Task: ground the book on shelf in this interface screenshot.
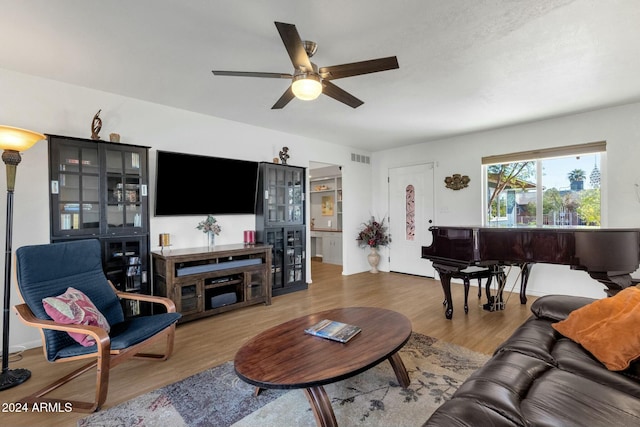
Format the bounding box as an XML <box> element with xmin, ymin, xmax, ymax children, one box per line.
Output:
<box><xmin>304</xmin><ymin>319</ymin><xmax>362</xmax><ymax>343</ymax></box>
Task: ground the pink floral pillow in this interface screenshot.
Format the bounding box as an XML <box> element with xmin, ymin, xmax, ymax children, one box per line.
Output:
<box><xmin>42</xmin><ymin>287</ymin><xmax>110</xmax><ymax>347</ymax></box>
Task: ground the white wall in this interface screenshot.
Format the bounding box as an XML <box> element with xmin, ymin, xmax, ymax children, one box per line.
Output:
<box><xmin>373</xmin><ymin>102</ymin><xmax>640</xmax><ymax>299</ymax></box>
<box><xmin>0</xmin><ymin>68</ymin><xmax>373</xmax><ymax>350</ymax></box>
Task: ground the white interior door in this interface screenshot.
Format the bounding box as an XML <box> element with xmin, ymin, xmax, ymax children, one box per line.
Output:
<box><xmin>388</xmin><ymin>164</ymin><xmax>435</xmax><ymax>277</ymax></box>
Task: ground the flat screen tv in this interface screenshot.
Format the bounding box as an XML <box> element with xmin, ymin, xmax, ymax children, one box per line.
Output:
<box><xmin>155</xmin><ymin>150</ymin><xmax>259</xmax><ymax>216</ymax></box>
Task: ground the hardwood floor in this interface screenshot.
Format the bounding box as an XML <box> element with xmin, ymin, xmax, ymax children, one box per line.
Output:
<box><xmin>3</xmin><ymin>261</ymin><xmax>536</xmax><ymax>426</ymax></box>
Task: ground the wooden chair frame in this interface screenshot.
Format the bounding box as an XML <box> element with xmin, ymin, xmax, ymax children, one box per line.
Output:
<box><xmin>13</xmin><ymin>281</ymin><xmax>178</xmax><ymax>413</ymax></box>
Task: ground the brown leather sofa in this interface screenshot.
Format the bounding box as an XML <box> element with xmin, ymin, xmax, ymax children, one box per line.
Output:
<box><xmin>424</xmin><ymin>294</ymin><xmax>640</xmax><ymax>426</ymax></box>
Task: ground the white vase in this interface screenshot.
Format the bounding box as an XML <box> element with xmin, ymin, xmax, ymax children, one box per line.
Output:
<box><xmin>367</xmin><ymin>246</ymin><xmax>380</xmax><ymax>273</ymax></box>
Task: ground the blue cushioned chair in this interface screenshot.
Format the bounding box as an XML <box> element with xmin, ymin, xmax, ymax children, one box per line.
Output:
<box><xmin>13</xmin><ymin>239</ymin><xmax>181</xmax><ymax>412</ymax></box>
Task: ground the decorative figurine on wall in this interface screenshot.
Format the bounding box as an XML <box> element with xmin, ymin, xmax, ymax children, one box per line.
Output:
<box><xmin>279</xmin><ymin>146</ymin><xmax>289</xmax><ymax>165</ymax></box>
<box><xmin>444</xmin><ymin>174</ymin><xmax>470</xmax><ymax>190</ymax></box>
<box><xmin>91</xmin><ymin>109</ymin><xmax>102</xmax><ymax>140</ymax></box>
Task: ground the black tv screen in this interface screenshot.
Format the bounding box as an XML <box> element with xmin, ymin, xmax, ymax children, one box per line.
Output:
<box><xmin>155</xmin><ymin>150</ymin><xmax>259</xmax><ymax>216</ymax></box>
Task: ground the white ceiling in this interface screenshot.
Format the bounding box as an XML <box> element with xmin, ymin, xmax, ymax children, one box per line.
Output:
<box><xmin>3</xmin><ymin>1</ymin><xmax>640</xmax><ymax>151</ymax></box>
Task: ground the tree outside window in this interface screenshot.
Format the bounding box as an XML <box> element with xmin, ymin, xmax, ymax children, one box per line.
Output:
<box><xmin>568</xmin><ymin>169</ymin><xmax>586</xmax><ymax>191</ymax></box>
<box><xmin>486</xmin><ymin>162</ymin><xmax>535</xmax><ymax>225</ymax></box>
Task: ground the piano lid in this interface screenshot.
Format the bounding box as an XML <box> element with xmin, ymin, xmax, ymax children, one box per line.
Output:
<box><xmin>422</xmin><ymin>225</ymin><xmax>640</xmax><ymax>272</ymax></box>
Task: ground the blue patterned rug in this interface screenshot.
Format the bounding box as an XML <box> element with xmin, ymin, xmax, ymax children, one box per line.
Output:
<box><xmin>78</xmin><ymin>333</ymin><xmax>489</xmax><ymax>427</ymax></box>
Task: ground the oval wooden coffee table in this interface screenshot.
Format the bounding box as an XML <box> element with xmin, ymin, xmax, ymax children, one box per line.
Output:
<box><xmin>234</xmin><ymin>307</ymin><xmax>412</xmax><ymax>427</ymax></box>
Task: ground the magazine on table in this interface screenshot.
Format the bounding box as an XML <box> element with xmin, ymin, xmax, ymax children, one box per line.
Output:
<box><xmin>304</xmin><ymin>319</ymin><xmax>362</xmax><ymax>343</ymax></box>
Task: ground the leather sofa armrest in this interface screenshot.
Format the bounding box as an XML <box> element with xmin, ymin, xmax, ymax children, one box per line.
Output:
<box><xmin>530</xmin><ymin>294</ymin><xmax>596</xmax><ymax>321</ymax></box>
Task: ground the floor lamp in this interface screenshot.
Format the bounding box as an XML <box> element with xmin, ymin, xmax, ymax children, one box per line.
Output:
<box><xmin>0</xmin><ymin>125</ymin><xmax>44</xmax><ymax>391</ymax></box>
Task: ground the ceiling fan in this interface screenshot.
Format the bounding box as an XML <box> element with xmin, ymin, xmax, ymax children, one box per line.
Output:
<box><xmin>212</xmin><ymin>21</ymin><xmax>399</xmax><ymax>109</ymax></box>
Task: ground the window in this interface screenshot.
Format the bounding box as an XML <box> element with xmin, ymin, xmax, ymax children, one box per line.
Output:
<box><xmin>483</xmin><ymin>142</ymin><xmax>604</xmax><ymax>227</ymax></box>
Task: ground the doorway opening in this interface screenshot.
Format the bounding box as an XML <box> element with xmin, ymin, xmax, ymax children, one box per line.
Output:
<box><xmin>309</xmin><ymin>162</ymin><xmax>343</xmax><ymax>276</ymax></box>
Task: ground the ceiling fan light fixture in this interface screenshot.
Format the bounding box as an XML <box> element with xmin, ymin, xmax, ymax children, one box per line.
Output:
<box><xmin>291</xmin><ymin>73</ymin><xmax>322</xmax><ymax>101</ymax></box>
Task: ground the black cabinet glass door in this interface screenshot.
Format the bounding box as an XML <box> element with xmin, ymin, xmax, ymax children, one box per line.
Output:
<box><xmin>105</xmin><ymin>147</ymin><xmax>146</xmax><ymax>235</ymax></box>
<box><xmin>264</xmin><ymin>165</ymin><xmax>304</xmax><ymax>226</ymax></box>
<box><xmin>285</xmin><ymin>227</ymin><xmax>305</xmax><ymax>286</ymax></box>
<box><xmin>263</xmin><ymin>228</ymin><xmax>284</xmax><ymax>291</ymax></box>
<box><xmin>103</xmin><ymin>237</ymin><xmax>149</xmax><ymax>316</ymax></box>
<box><xmin>50</xmin><ymin>142</ymin><xmax>101</xmax><ymax>236</ymax></box>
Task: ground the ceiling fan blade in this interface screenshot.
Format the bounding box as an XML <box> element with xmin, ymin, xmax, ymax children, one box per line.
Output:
<box><xmin>319</xmin><ymin>56</ymin><xmax>399</xmax><ymax>80</ymax></box>
<box><xmin>271</xmin><ymin>86</ymin><xmax>295</xmax><ymax>109</ymax></box>
<box><xmin>322</xmin><ymin>81</ymin><xmax>363</xmax><ymax>108</ymax></box>
<box><xmin>212</xmin><ymin>70</ymin><xmax>292</xmax><ymax>79</ymax></box>
<box><xmin>274</xmin><ymin>22</ymin><xmax>314</xmax><ymax>72</ymax></box>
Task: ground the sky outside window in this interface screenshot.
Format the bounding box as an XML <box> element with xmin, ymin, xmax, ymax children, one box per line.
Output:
<box><xmin>542</xmin><ymin>153</ymin><xmax>601</xmax><ymax>190</ymax></box>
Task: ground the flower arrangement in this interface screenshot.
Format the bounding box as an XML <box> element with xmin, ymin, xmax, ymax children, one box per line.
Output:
<box><xmin>196</xmin><ymin>215</ymin><xmax>221</xmax><ymax>235</ymax></box>
<box><xmin>356</xmin><ymin>216</ymin><xmax>390</xmax><ymax>248</ymax></box>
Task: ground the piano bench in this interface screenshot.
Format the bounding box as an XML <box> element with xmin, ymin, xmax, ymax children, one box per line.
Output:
<box><xmin>446</xmin><ymin>266</ymin><xmax>504</xmax><ymax>313</ymax></box>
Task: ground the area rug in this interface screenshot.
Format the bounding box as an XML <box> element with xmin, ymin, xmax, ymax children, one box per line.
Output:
<box><xmin>78</xmin><ymin>333</ymin><xmax>489</xmax><ymax>427</ymax></box>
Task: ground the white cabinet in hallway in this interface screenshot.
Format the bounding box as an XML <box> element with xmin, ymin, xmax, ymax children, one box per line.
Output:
<box><xmin>311</xmin><ymin>230</ymin><xmax>343</xmax><ymax>265</ymax></box>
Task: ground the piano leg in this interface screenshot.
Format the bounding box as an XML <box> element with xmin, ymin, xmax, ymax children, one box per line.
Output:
<box><xmin>587</xmin><ymin>271</ymin><xmax>631</xmax><ymax>296</ymax></box>
<box><xmin>463</xmin><ymin>277</ymin><xmax>470</xmax><ymax>314</ymax></box>
<box><xmin>435</xmin><ymin>268</ymin><xmax>454</xmax><ymax>319</ymax></box>
<box><xmin>483</xmin><ymin>274</ymin><xmax>493</xmax><ymax>302</ymax></box>
<box><xmin>483</xmin><ymin>266</ymin><xmax>506</xmax><ymax>311</ymax></box>
<box><xmin>495</xmin><ymin>269</ymin><xmax>506</xmax><ymax>310</ymax></box>
<box><xmin>519</xmin><ymin>263</ymin><xmax>532</xmax><ymax>304</ymax></box>
<box><xmin>484</xmin><ymin>273</ymin><xmax>492</xmax><ymax>305</ymax></box>
<box><xmin>477</xmin><ymin>276</ymin><xmax>485</xmax><ymax>299</ymax></box>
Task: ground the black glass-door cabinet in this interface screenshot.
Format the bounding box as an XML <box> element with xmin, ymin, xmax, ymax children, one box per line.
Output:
<box><xmin>48</xmin><ymin>134</ymin><xmax>150</xmax><ymax>316</ymax></box>
<box><xmin>255</xmin><ymin>162</ymin><xmax>307</xmax><ymax>296</ymax></box>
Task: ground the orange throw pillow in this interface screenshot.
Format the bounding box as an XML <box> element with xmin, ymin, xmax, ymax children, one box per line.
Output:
<box><xmin>552</xmin><ymin>286</ymin><xmax>640</xmax><ymax>371</ymax></box>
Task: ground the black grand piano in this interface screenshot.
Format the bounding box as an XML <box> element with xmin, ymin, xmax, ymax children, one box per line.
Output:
<box><xmin>422</xmin><ymin>226</ymin><xmax>640</xmax><ymax>319</ymax></box>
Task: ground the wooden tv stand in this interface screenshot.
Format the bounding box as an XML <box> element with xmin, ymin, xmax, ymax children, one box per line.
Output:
<box><xmin>151</xmin><ymin>244</ymin><xmax>272</xmax><ymax>323</ymax></box>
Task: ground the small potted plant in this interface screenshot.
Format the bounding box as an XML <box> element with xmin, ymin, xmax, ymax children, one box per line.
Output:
<box><xmin>196</xmin><ymin>215</ymin><xmax>221</xmax><ymax>248</ymax></box>
<box><xmin>356</xmin><ymin>216</ymin><xmax>390</xmax><ymax>273</ymax></box>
